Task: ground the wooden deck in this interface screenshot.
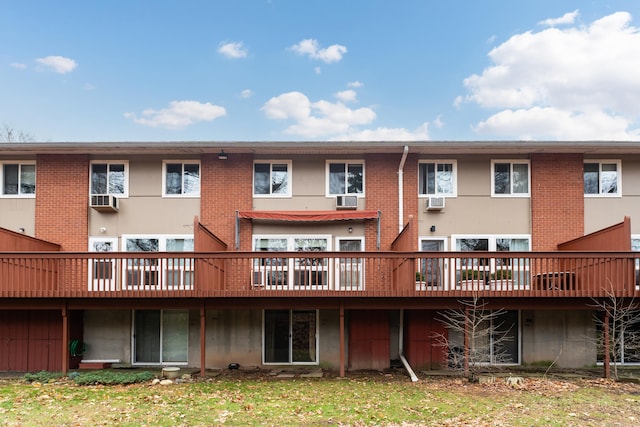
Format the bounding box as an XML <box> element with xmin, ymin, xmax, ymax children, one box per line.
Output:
<box><xmin>1</xmin><ymin>251</ymin><xmax>637</xmax><ymax>299</ymax></box>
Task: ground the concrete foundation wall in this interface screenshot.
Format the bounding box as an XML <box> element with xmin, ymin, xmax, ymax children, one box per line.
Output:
<box><xmin>522</xmin><ymin>310</ymin><xmax>596</xmax><ymax>368</ymax></box>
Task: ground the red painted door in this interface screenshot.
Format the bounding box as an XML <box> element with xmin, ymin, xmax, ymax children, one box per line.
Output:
<box><xmin>349</xmin><ymin>310</ymin><xmax>389</xmax><ymax>370</ymax></box>
<box><xmin>404</xmin><ymin>310</ymin><xmax>446</xmax><ymax>370</ymax></box>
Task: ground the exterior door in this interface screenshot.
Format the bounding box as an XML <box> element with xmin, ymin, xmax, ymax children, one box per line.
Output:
<box><xmin>133</xmin><ymin>310</ymin><xmax>188</xmax><ymax>365</ymax></box>
<box><xmin>88</xmin><ymin>237</ymin><xmax>118</xmax><ymax>291</ymax></box>
<box><xmin>336</xmin><ymin>237</ymin><xmax>364</xmax><ymax>290</ymax></box>
<box><xmin>418</xmin><ymin>238</ymin><xmax>447</xmax><ymax>290</ymax></box>
<box><xmin>263</xmin><ymin>309</ymin><xmax>318</xmax><ymax>364</ymax></box>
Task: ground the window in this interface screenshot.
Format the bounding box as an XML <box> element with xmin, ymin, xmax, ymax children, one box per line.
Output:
<box><xmin>584</xmin><ymin>160</ymin><xmax>621</xmax><ymax>196</ymax></box>
<box><xmin>263</xmin><ymin>309</ymin><xmax>318</xmax><ymax>364</ymax></box>
<box><xmin>447</xmin><ymin>310</ymin><xmax>520</xmax><ymax>366</ymax></box>
<box><xmin>133</xmin><ymin>310</ymin><xmax>188</xmax><ymax>365</ymax></box>
<box><xmin>1</xmin><ymin>162</ymin><xmax>35</xmax><ymax>196</ymax></box>
<box><xmin>253</xmin><ymin>161</ymin><xmax>291</xmax><ymax>197</ymax></box>
<box><xmin>452</xmin><ymin>235</ymin><xmax>530</xmax><ymax>289</ymax></box>
<box><xmin>90</xmin><ymin>161</ymin><xmax>128</xmax><ymax>197</ymax></box>
<box><xmin>632</xmin><ymin>237</ymin><xmax>640</xmax><ymax>290</ymax></box>
<box><xmin>252</xmin><ymin>235</ymin><xmax>331</xmax><ymax>290</ymax></box>
<box><xmin>597</xmin><ymin>311</ymin><xmax>640</xmax><ymax>365</ymax></box>
<box><xmin>327</xmin><ymin>161</ymin><xmax>364</xmax><ymax>196</ymax></box>
<box><xmin>491</xmin><ymin>160</ymin><xmax>529</xmax><ymax>196</ymax></box>
<box><xmin>122</xmin><ymin>235</ymin><xmax>194</xmax><ymax>290</ymax></box>
<box><xmin>419</xmin><ymin>161</ymin><xmax>456</xmax><ymax>196</ymax></box>
<box><xmin>163</xmin><ymin>161</ymin><xmax>200</xmax><ymax>196</ymax></box>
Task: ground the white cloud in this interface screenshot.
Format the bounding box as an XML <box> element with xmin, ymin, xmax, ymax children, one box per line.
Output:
<box><xmin>330</xmin><ymin>123</ymin><xmax>430</xmax><ymax>141</ymax></box>
<box><xmin>474</xmin><ymin>107</ymin><xmax>640</xmax><ymax>140</ymax></box>
<box><xmin>460</xmin><ymin>11</ymin><xmax>640</xmax><ymax>140</ymax></box>
<box><xmin>348</xmin><ymin>81</ymin><xmax>363</xmax><ymax>88</ymax></box>
<box><xmin>539</xmin><ymin>9</ymin><xmax>579</xmax><ymax>27</ymax></box>
<box><xmin>218</xmin><ymin>41</ymin><xmax>248</xmax><ymax>59</ymax></box>
<box><xmin>36</xmin><ymin>56</ymin><xmax>78</xmax><ymax>74</ymax></box>
<box><xmin>261</xmin><ymin>91</ymin><xmax>375</xmax><ymax>138</ymax></box>
<box><xmin>290</xmin><ymin>39</ymin><xmax>347</xmax><ymax>63</ymax></box>
<box><xmin>240</xmin><ymin>89</ymin><xmax>253</xmax><ymax>99</ymax></box>
<box><xmin>262</xmin><ymin>90</ymin><xmax>431</xmax><ymax>140</ymax></box>
<box><xmin>124</xmin><ymin>100</ymin><xmax>226</xmax><ymax>130</ymax></box>
<box><xmin>335</xmin><ymin>90</ymin><xmax>357</xmax><ymax>103</ymax></box>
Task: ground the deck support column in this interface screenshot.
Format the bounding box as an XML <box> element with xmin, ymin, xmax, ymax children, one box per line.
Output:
<box><xmin>463</xmin><ymin>306</ymin><xmax>470</xmax><ymax>380</ymax></box>
<box><xmin>61</xmin><ymin>304</ymin><xmax>68</xmax><ymax>375</ymax></box>
<box><xmin>603</xmin><ymin>311</ymin><xmax>610</xmax><ymax>379</ymax></box>
<box><xmin>200</xmin><ymin>303</ymin><xmax>206</xmax><ymax>378</ymax></box>
<box><xmin>339</xmin><ymin>302</ymin><xmax>345</xmax><ymax>378</ymax></box>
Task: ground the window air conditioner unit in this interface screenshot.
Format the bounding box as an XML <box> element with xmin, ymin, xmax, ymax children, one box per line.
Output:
<box><xmin>90</xmin><ymin>195</ymin><xmax>119</xmax><ymax>212</ymax></box>
<box><xmin>336</xmin><ymin>195</ymin><xmax>358</xmax><ymax>210</ymax></box>
<box><xmin>425</xmin><ymin>196</ymin><xmax>445</xmax><ymax>211</ymax></box>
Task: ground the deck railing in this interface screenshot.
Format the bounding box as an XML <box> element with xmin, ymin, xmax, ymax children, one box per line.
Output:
<box><xmin>0</xmin><ymin>251</ymin><xmax>638</xmax><ymax>298</ymax></box>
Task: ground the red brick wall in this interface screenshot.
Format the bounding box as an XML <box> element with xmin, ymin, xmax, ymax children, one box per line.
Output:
<box><xmin>531</xmin><ymin>153</ymin><xmax>584</xmax><ymax>251</ymax></box>
<box><xmin>35</xmin><ymin>154</ymin><xmax>89</xmax><ymax>251</ymax></box>
<box><xmin>200</xmin><ymin>153</ymin><xmax>253</xmax><ymax>251</ymax></box>
<box><xmin>364</xmin><ymin>154</ymin><xmax>400</xmax><ymax>251</ymax></box>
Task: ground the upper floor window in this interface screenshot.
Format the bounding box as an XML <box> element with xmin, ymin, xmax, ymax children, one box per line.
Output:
<box><xmin>254</xmin><ymin>161</ymin><xmax>291</xmax><ymax>197</ymax></box>
<box><xmin>327</xmin><ymin>161</ymin><xmax>364</xmax><ymax>196</ymax></box>
<box><xmin>419</xmin><ymin>161</ymin><xmax>456</xmax><ymax>197</ymax></box>
<box><xmin>584</xmin><ymin>160</ymin><xmax>621</xmax><ymax>196</ymax></box>
<box><xmin>90</xmin><ymin>161</ymin><xmax>128</xmax><ymax>197</ymax></box>
<box><xmin>163</xmin><ymin>161</ymin><xmax>200</xmax><ymax>197</ymax></box>
<box><xmin>491</xmin><ymin>160</ymin><xmax>530</xmax><ymax>197</ymax></box>
<box><xmin>1</xmin><ymin>162</ymin><xmax>35</xmax><ymax>197</ymax></box>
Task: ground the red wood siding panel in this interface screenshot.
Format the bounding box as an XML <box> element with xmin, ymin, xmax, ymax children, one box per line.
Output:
<box><xmin>404</xmin><ymin>310</ymin><xmax>446</xmax><ymax>370</ymax></box>
<box><xmin>0</xmin><ymin>310</ymin><xmax>61</xmax><ymax>372</ymax></box>
<box><xmin>348</xmin><ymin>310</ymin><xmax>389</xmax><ymax>370</ymax></box>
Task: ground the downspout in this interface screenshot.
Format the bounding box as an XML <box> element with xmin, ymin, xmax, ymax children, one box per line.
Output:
<box><xmin>398</xmin><ymin>146</ymin><xmax>409</xmax><ymax>232</ymax></box>
<box><xmin>399</xmin><ymin>309</ymin><xmax>419</xmax><ymax>382</ymax></box>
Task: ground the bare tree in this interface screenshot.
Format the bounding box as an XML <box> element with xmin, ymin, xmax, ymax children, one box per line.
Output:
<box><xmin>433</xmin><ymin>295</ymin><xmax>514</xmax><ymax>381</ymax></box>
<box><xmin>590</xmin><ymin>286</ymin><xmax>640</xmax><ymax>379</ymax></box>
<box><xmin>0</xmin><ymin>124</ymin><xmax>35</xmax><ymax>142</ymax></box>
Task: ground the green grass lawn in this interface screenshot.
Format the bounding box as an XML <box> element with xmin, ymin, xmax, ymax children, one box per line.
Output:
<box><xmin>1</xmin><ymin>373</ymin><xmax>639</xmax><ymax>426</ymax></box>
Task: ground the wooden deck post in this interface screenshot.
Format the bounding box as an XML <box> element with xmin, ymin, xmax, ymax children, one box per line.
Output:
<box><xmin>603</xmin><ymin>311</ymin><xmax>610</xmax><ymax>379</ymax></box>
<box><xmin>463</xmin><ymin>306</ymin><xmax>470</xmax><ymax>380</ymax></box>
<box><xmin>340</xmin><ymin>302</ymin><xmax>345</xmax><ymax>378</ymax></box>
<box><xmin>200</xmin><ymin>303</ymin><xmax>206</xmax><ymax>378</ymax></box>
<box><xmin>62</xmin><ymin>304</ymin><xmax>68</xmax><ymax>375</ymax></box>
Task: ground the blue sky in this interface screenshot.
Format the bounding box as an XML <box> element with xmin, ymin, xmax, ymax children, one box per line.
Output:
<box><xmin>2</xmin><ymin>0</ymin><xmax>640</xmax><ymax>142</ymax></box>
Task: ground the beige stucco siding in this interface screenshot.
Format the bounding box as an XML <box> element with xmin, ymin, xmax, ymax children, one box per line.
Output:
<box><xmin>0</xmin><ymin>198</ymin><xmax>35</xmax><ymax>236</ymax></box>
<box><xmin>585</xmin><ymin>157</ymin><xmax>640</xmax><ymax>235</ymax></box>
<box><xmin>88</xmin><ymin>159</ymin><xmax>199</xmax><ymax>237</ymax></box>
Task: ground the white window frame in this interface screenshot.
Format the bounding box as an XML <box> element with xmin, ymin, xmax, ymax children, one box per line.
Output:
<box><xmin>252</xmin><ymin>235</ymin><xmax>332</xmax><ymax>290</ymax></box>
<box><xmin>0</xmin><ymin>161</ymin><xmax>36</xmax><ymax>198</ymax></box>
<box><xmin>262</xmin><ymin>309</ymin><xmax>319</xmax><ymax>365</ymax></box>
<box><xmin>90</xmin><ymin>161</ymin><xmax>129</xmax><ymax>198</ymax></box>
<box><xmin>325</xmin><ymin>160</ymin><xmax>365</xmax><ymax>197</ymax></box>
<box><xmin>121</xmin><ymin>234</ymin><xmax>194</xmax><ymax>290</ymax></box>
<box><xmin>491</xmin><ymin>160</ymin><xmax>530</xmax><ymax>197</ymax></box>
<box><xmin>418</xmin><ymin>160</ymin><xmax>457</xmax><ymax>197</ymax></box>
<box><xmin>162</xmin><ymin>160</ymin><xmax>200</xmax><ymax>197</ymax></box>
<box><xmin>253</xmin><ymin>160</ymin><xmax>292</xmax><ymax>197</ymax></box>
<box><xmin>584</xmin><ymin>160</ymin><xmax>622</xmax><ymax>197</ymax></box>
